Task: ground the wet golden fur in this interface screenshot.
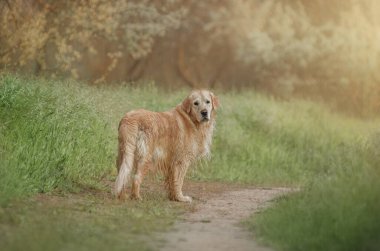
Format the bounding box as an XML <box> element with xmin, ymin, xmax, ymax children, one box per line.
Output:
<box><xmin>115</xmin><ymin>90</ymin><xmax>219</xmax><ymax>202</ymax></box>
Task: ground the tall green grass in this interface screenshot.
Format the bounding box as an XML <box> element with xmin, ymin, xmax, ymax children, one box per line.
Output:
<box><xmin>195</xmin><ymin>92</ymin><xmax>378</xmax><ymax>186</ymax></box>
<box><xmin>252</xmin><ymin>163</ymin><xmax>380</xmax><ymax>251</ymax></box>
<box><xmin>0</xmin><ymin>74</ymin><xmax>114</xmax><ymax>205</ymax></box>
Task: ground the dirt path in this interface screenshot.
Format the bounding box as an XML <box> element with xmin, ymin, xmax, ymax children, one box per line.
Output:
<box><xmin>155</xmin><ymin>187</ymin><xmax>291</xmax><ymax>251</ymax></box>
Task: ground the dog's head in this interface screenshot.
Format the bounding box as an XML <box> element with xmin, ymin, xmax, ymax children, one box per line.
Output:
<box><xmin>181</xmin><ymin>90</ymin><xmax>219</xmax><ymax>123</ymax></box>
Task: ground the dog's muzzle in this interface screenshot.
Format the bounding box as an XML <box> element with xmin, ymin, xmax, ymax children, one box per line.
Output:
<box><xmin>200</xmin><ymin>110</ymin><xmax>209</xmax><ymax>122</ymax></box>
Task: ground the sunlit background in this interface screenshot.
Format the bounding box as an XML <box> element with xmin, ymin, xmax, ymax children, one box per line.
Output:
<box><xmin>1</xmin><ymin>0</ymin><xmax>380</xmax><ymax>116</ymax></box>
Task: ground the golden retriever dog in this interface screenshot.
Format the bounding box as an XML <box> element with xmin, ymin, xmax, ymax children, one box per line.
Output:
<box><xmin>115</xmin><ymin>90</ymin><xmax>219</xmax><ymax>202</ymax></box>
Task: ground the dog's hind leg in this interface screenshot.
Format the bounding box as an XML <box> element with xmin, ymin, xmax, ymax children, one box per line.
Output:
<box><xmin>131</xmin><ymin>160</ymin><xmax>151</xmax><ymax>200</ymax></box>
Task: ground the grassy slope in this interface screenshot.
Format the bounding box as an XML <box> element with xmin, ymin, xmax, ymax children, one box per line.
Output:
<box><xmin>1</xmin><ymin>74</ymin><xmax>379</xmax><ymax>250</ymax></box>
<box><xmin>0</xmin><ymin>75</ymin><xmax>181</xmax><ymax>251</ymax></box>
<box><xmin>202</xmin><ymin>92</ymin><xmax>378</xmax><ymax>185</ymax></box>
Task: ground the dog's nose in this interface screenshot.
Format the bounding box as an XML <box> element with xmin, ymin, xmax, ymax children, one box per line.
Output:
<box><xmin>201</xmin><ymin>110</ymin><xmax>208</xmax><ymax>117</ymax></box>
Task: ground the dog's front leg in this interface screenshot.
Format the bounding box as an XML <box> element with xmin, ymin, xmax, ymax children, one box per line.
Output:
<box><xmin>167</xmin><ymin>161</ymin><xmax>192</xmax><ymax>203</ymax></box>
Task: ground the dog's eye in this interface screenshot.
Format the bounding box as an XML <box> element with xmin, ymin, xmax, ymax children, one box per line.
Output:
<box><xmin>206</xmin><ymin>100</ymin><xmax>210</xmax><ymax>104</ymax></box>
<box><xmin>194</xmin><ymin>101</ymin><xmax>199</xmax><ymax>106</ymax></box>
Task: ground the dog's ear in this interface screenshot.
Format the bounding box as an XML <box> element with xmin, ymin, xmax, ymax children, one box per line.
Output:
<box><xmin>211</xmin><ymin>92</ymin><xmax>220</xmax><ymax>110</ymax></box>
<box><xmin>181</xmin><ymin>96</ymin><xmax>192</xmax><ymax>113</ymax></box>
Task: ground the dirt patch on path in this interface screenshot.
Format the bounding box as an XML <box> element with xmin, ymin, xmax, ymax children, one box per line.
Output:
<box><xmin>155</xmin><ymin>185</ymin><xmax>292</xmax><ymax>251</ymax></box>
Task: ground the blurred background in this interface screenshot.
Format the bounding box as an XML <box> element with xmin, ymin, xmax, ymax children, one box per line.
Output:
<box><xmin>1</xmin><ymin>0</ymin><xmax>380</xmax><ymax>116</ymax></box>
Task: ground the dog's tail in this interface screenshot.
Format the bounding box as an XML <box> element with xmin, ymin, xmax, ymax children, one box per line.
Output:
<box><xmin>115</xmin><ymin>119</ymin><xmax>138</xmax><ymax>199</ymax></box>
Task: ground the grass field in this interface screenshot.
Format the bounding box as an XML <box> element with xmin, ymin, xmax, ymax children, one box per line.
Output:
<box><xmin>1</xmin><ymin>73</ymin><xmax>379</xmax><ymax>250</ymax></box>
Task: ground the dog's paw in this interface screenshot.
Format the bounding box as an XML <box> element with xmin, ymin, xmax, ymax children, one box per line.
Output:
<box><xmin>117</xmin><ymin>192</ymin><xmax>127</xmax><ymax>202</ymax></box>
<box><xmin>178</xmin><ymin>195</ymin><xmax>192</xmax><ymax>203</ymax></box>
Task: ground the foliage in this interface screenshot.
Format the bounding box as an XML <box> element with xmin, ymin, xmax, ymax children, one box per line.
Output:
<box><xmin>0</xmin><ymin>0</ymin><xmax>185</xmax><ymax>82</ymax></box>
<box><xmin>207</xmin><ymin>0</ymin><xmax>380</xmax><ymax>114</ymax></box>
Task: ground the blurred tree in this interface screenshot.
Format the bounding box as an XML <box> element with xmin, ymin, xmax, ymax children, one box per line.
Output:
<box><xmin>203</xmin><ymin>0</ymin><xmax>380</xmax><ymax>114</ymax></box>
<box><xmin>0</xmin><ymin>0</ymin><xmax>185</xmax><ymax>82</ymax></box>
